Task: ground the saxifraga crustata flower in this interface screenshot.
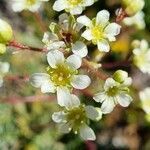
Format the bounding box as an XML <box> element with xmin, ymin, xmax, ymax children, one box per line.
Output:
<box><xmin>123</xmin><ymin>11</ymin><xmax>145</xmax><ymax>30</ymax></box>
<box><xmin>122</xmin><ymin>0</ymin><xmax>145</xmax><ymax>16</ymax></box>
<box><xmin>77</xmin><ymin>10</ymin><xmax>121</xmax><ymax>52</ymax></box>
<box><xmin>132</xmin><ymin>39</ymin><xmax>150</xmax><ymax>74</ymax></box>
<box><xmin>0</xmin><ymin>62</ymin><xmax>10</xmax><ymax>87</ymax></box>
<box><xmin>52</xmin><ymin>94</ymin><xmax>102</xmax><ymax>140</ymax></box>
<box><xmin>30</xmin><ymin>50</ymin><xmax>91</xmax><ymax>106</ymax></box>
<box><xmin>139</xmin><ymin>87</ymin><xmax>150</xmax><ymax>114</ymax></box>
<box><xmin>93</xmin><ymin>70</ymin><xmax>132</xmax><ymax>114</ymax></box>
<box><xmin>42</xmin><ymin>13</ymin><xmax>88</xmax><ymax>58</ymax></box>
<box><xmin>12</xmin><ymin>0</ymin><xmax>49</xmax><ymax>12</ymax></box>
<box><xmin>53</xmin><ymin>0</ymin><xmax>95</xmax><ymax>15</ymax></box>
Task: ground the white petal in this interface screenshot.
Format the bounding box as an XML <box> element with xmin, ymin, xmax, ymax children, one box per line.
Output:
<box><xmin>0</xmin><ymin>62</ymin><xmax>10</xmax><ymax>74</ymax></box>
<box><xmin>104</xmin><ymin>78</ymin><xmax>117</xmax><ymax>91</ymax></box>
<box><xmin>101</xmin><ymin>98</ymin><xmax>115</xmax><ymax>114</ymax></box>
<box><xmin>52</xmin><ymin>111</ymin><xmax>66</xmax><ymax>123</ymax></box>
<box><xmin>12</xmin><ymin>2</ymin><xmax>25</xmax><ymax>12</ymax></box>
<box><xmin>57</xmin><ymin>86</ymin><xmax>71</xmax><ymax>107</ymax></box>
<box><xmin>30</xmin><ymin>73</ymin><xmax>50</xmax><ymax>88</ymax></box>
<box><xmin>79</xmin><ymin>125</ymin><xmax>96</xmax><ymax>141</ymax></box>
<box><xmin>47</xmin><ymin>41</ymin><xmax>65</xmax><ymax>50</ymax></box>
<box><xmin>77</xmin><ymin>16</ymin><xmax>92</xmax><ymax>27</ymax></box>
<box><xmin>93</xmin><ymin>92</ymin><xmax>107</xmax><ymax>103</ymax></box>
<box><xmin>105</xmin><ymin>23</ymin><xmax>121</xmax><ymax>37</ymax></box>
<box><xmin>70</xmin><ymin>6</ymin><xmax>83</xmax><ymax>15</ymax></box>
<box><xmin>72</xmin><ymin>41</ymin><xmax>88</xmax><ymax>58</ymax></box>
<box><xmin>53</xmin><ymin>0</ymin><xmax>67</xmax><ymax>11</ymax></box>
<box><xmin>140</xmin><ymin>39</ymin><xmax>149</xmax><ymax>51</ymax></box>
<box><xmin>41</xmin><ymin>81</ymin><xmax>55</xmax><ymax>93</ymax></box>
<box><xmin>96</xmin><ymin>10</ymin><xmax>110</xmax><ymax>26</ymax></box>
<box><xmin>66</xmin><ymin>54</ymin><xmax>82</xmax><ymax>69</ymax></box>
<box><xmin>117</xmin><ymin>93</ymin><xmax>132</xmax><ymax>107</ymax></box>
<box><xmin>83</xmin><ymin>0</ymin><xmax>94</xmax><ymax>6</ymax></box>
<box><xmin>0</xmin><ymin>76</ymin><xmax>3</xmax><ymax>87</ymax></box>
<box><xmin>59</xmin><ymin>123</ymin><xmax>71</xmax><ymax>133</ymax></box>
<box><xmin>97</xmin><ymin>40</ymin><xmax>110</xmax><ymax>52</ymax></box>
<box><xmin>85</xmin><ymin>106</ymin><xmax>101</xmax><ymax>120</ymax></box>
<box><xmin>70</xmin><ymin>94</ymin><xmax>81</xmax><ymax>108</ymax></box>
<box><xmin>82</xmin><ymin>29</ymin><xmax>93</xmax><ymax>41</ymax></box>
<box><xmin>123</xmin><ymin>77</ymin><xmax>132</xmax><ymax>86</ymax></box>
<box><xmin>71</xmin><ymin>75</ymin><xmax>91</xmax><ymax>90</ymax></box>
<box><xmin>47</xmin><ymin>50</ymin><xmax>64</xmax><ymax>68</ymax></box>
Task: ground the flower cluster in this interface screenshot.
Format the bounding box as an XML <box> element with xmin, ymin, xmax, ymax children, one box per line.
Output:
<box><xmin>132</xmin><ymin>39</ymin><xmax>150</xmax><ymax>74</ymax></box>
<box><xmin>26</xmin><ymin>0</ymin><xmax>135</xmax><ymax>140</ymax></box>
<box><xmin>12</xmin><ymin>0</ymin><xmax>49</xmax><ymax>12</ymax></box>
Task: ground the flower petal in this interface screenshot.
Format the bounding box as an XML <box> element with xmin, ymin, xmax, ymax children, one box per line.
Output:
<box><xmin>0</xmin><ymin>62</ymin><xmax>10</xmax><ymax>74</ymax></box>
<box><xmin>117</xmin><ymin>93</ymin><xmax>132</xmax><ymax>107</ymax></box>
<box><xmin>47</xmin><ymin>50</ymin><xmax>64</xmax><ymax>68</ymax></box>
<box><xmin>79</xmin><ymin>124</ymin><xmax>96</xmax><ymax>141</ymax></box>
<box><xmin>101</xmin><ymin>98</ymin><xmax>115</xmax><ymax>114</ymax></box>
<box><xmin>71</xmin><ymin>75</ymin><xmax>91</xmax><ymax>90</ymax></box>
<box><xmin>96</xmin><ymin>10</ymin><xmax>110</xmax><ymax>26</ymax></box>
<box><xmin>84</xmin><ymin>0</ymin><xmax>94</xmax><ymax>6</ymax></box>
<box><xmin>104</xmin><ymin>23</ymin><xmax>121</xmax><ymax>37</ymax></box>
<box><xmin>52</xmin><ymin>111</ymin><xmax>66</xmax><ymax>123</ymax></box>
<box><xmin>85</xmin><ymin>105</ymin><xmax>102</xmax><ymax>120</ymax></box>
<box><xmin>57</xmin><ymin>86</ymin><xmax>71</xmax><ymax>107</ymax></box>
<box><xmin>70</xmin><ymin>6</ymin><xmax>83</xmax><ymax>15</ymax></box>
<box><xmin>53</xmin><ymin>0</ymin><xmax>67</xmax><ymax>11</ymax></box>
<box><xmin>82</xmin><ymin>29</ymin><xmax>93</xmax><ymax>41</ymax></box>
<box><xmin>72</xmin><ymin>41</ymin><xmax>88</xmax><ymax>58</ymax></box>
<box><xmin>41</xmin><ymin>81</ymin><xmax>55</xmax><ymax>93</ymax></box>
<box><xmin>30</xmin><ymin>73</ymin><xmax>50</xmax><ymax>88</ymax></box>
<box><xmin>77</xmin><ymin>16</ymin><xmax>92</xmax><ymax>27</ymax></box>
<box><xmin>66</xmin><ymin>54</ymin><xmax>82</xmax><ymax>69</ymax></box>
<box><xmin>59</xmin><ymin>123</ymin><xmax>71</xmax><ymax>133</ymax></box>
<box><xmin>104</xmin><ymin>78</ymin><xmax>117</xmax><ymax>91</ymax></box>
<box><xmin>97</xmin><ymin>40</ymin><xmax>110</xmax><ymax>52</ymax></box>
<box><xmin>70</xmin><ymin>94</ymin><xmax>80</xmax><ymax>108</ymax></box>
<box><xmin>93</xmin><ymin>92</ymin><xmax>107</xmax><ymax>103</ymax></box>
<box><xmin>0</xmin><ymin>76</ymin><xmax>3</xmax><ymax>87</ymax></box>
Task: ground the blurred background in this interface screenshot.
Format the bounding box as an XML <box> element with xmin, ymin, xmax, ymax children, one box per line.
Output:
<box><xmin>0</xmin><ymin>0</ymin><xmax>150</xmax><ymax>149</ymax></box>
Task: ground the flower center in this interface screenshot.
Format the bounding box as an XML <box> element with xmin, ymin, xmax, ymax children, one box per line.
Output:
<box><xmin>67</xmin><ymin>0</ymin><xmax>83</xmax><ymax>6</ymax></box>
<box><xmin>26</xmin><ymin>0</ymin><xmax>36</xmax><ymax>6</ymax></box>
<box><xmin>91</xmin><ymin>25</ymin><xmax>104</xmax><ymax>43</ymax></box>
<box><xmin>107</xmin><ymin>86</ymin><xmax>119</xmax><ymax>96</ymax></box>
<box><xmin>47</xmin><ymin>63</ymin><xmax>77</xmax><ymax>87</ymax></box>
<box><xmin>66</xmin><ymin>105</ymin><xmax>87</xmax><ymax>132</ymax></box>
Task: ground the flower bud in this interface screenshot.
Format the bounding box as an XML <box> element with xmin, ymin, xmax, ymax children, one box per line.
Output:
<box><xmin>113</xmin><ymin>70</ymin><xmax>128</xmax><ymax>83</ymax></box>
<box><xmin>0</xmin><ymin>43</ymin><xmax>6</xmax><ymax>54</ymax></box>
<box><xmin>122</xmin><ymin>0</ymin><xmax>145</xmax><ymax>16</ymax></box>
<box><xmin>0</xmin><ymin>19</ymin><xmax>13</xmax><ymax>44</ymax></box>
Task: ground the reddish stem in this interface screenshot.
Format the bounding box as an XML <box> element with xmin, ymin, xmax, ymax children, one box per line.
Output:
<box><xmin>8</xmin><ymin>40</ymin><xmax>47</xmax><ymax>52</ymax></box>
<box><xmin>102</xmin><ymin>60</ymin><xmax>131</xmax><ymax>69</ymax></box>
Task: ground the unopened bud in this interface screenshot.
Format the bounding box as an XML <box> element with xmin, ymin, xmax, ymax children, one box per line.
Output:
<box><xmin>0</xmin><ymin>19</ymin><xmax>13</xmax><ymax>44</ymax></box>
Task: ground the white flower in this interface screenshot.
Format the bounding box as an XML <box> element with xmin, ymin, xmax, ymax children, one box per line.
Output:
<box><xmin>77</xmin><ymin>10</ymin><xmax>121</xmax><ymax>52</ymax></box>
<box><xmin>93</xmin><ymin>70</ymin><xmax>132</xmax><ymax>114</ymax></box>
<box><xmin>122</xmin><ymin>0</ymin><xmax>145</xmax><ymax>16</ymax></box>
<box><xmin>139</xmin><ymin>87</ymin><xmax>150</xmax><ymax>114</ymax></box>
<box><xmin>30</xmin><ymin>50</ymin><xmax>91</xmax><ymax>106</ymax></box>
<box><xmin>52</xmin><ymin>94</ymin><xmax>102</xmax><ymax>140</ymax></box>
<box><xmin>43</xmin><ymin>14</ymin><xmax>88</xmax><ymax>57</ymax></box>
<box><xmin>12</xmin><ymin>0</ymin><xmax>49</xmax><ymax>12</ymax></box>
<box><xmin>123</xmin><ymin>11</ymin><xmax>145</xmax><ymax>30</ymax></box>
<box><xmin>42</xmin><ymin>32</ymin><xmax>65</xmax><ymax>51</ymax></box>
<box><xmin>0</xmin><ymin>62</ymin><xmax>10</xmax><ymax>87</ymax></box>
<box><xmin>53</xmin><ymin>0</ymin><xmax>95</xmax><ymax>15</ymax></box>
<box><xmin>132</xmin><ymin>39</ymin><xmax>150</xmax><ymax>74</ymax></box>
